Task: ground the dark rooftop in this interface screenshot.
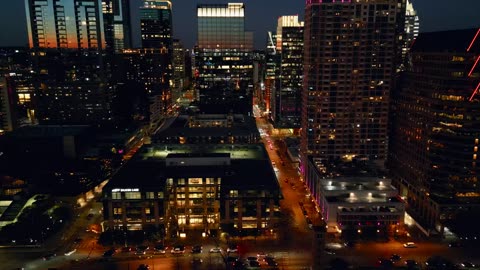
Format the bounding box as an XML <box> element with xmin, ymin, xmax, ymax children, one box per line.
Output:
<box><xmin>104</xmin><ymin>144</ymin><xmax>279</xmax><ymax>191</ymax></box>
<box><xmin>5</xmin><ymin>125</ymin><xmax>90</xmax><ymax>138</ymax></box>
<box><xmin>411</xmin><ymin>28</ymin><xmax>480</xmax><ymax>53</ymax></box>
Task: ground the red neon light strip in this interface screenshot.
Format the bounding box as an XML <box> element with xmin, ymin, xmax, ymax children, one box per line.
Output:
<box><xmin>468</xmin><ymin>55</ymin><xmax>480</xmax><ymax>77</ymax></box>
<box><xmin>469</xmin><ymin>82</ymin><xmax>480</xmax><ymax>101</ymax></box>
<box><xmin>467</xmin><ymin>28</ymin><xmax>480</xmax><ymax>52</ymax></box>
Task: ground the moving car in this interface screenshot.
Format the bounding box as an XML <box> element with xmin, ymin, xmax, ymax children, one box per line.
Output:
<box><xmin>403</xmin><ymin>242</ymin><xmax>417</xmax><ymax>248</ymax></box>
<box><xmin>64</xmin><ymin>249</ymin><xmax>77</xmax><ymax>256</ymax></box>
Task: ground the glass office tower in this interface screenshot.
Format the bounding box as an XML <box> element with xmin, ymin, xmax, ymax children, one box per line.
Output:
<box><xmin>271</xmin><ymin>15</ymin><xmax>304</xmax><ymax>128</ymax></box>
<box><xmin>102</xmin><ymin>0</ymin><xmax>133</xmax><ymax>53</ymax></box>
<box><xmin>25</xmin><ymin>0</ymin><xmax>105</xmax><ymax>50</ymax></box>
<box><xmin>140</xmin><ymin>0</ymin><xmax>172</xmax><ymax>49</ymax></box>
<box><xmin>24</xmin><ymin>0</ymin><xmax>113</xmax><ymax>125</ymax></box>
<box><xmin>194</xmin><ymin>3</ymin><xmax>253</xmax><ymax>114</ymax></box>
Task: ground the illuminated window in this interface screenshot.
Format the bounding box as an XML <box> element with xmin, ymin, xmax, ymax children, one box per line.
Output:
<box><xmin>189</xmin><ymin>178</ymin><xmax>202</xmax><ymax>185</ymax></box>
<box><xmin>230</xmin><ymin>190</ymin><xmax>238</xmax><ymax>197</ymax></box>
<box><xmin>113</xmin><ymin>208</ymin><xmax>122</xmax><ymax>215</ymax></box>
<box><xmin>157</xmin><ymin>192</ymin><xmax>164</xmax><ymax>199</ymax></box>
<box><xmin>112</xmin><ymin>192</ymin><xmax>121</xmax><ymax>200</ymax></box>
<box><xmin>145</xmin><ymin>208</ymin><xmax>151</xmax><ymax>215</ymax></box>
<box><xmin>125</xmin><ymin>192</ymin><xmax>141</xmax><ymax>200</ymax></box>
<box><xmin>146</xmin><ymin>192</ymin><xmax>155</xmax><ymax>199</ymax></box>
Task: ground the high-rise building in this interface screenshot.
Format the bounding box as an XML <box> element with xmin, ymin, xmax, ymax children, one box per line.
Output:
<box><xmin>172</xmin><ymin>39</ymin><xmax>185</xmax><ymax>102</ymax></box>
<box><xmin>389</xmin><ymin>29</ymin><xmax>480</xmax><ymax>235</ymax></box>
<box><xmin>264</xmin><ymin>32</ymin><xmax>278</xmax><ymax>114</ymax></box>
<box><xmin>194</xmin><ymin>3</ymin><xmax>253</xmax><ymax>114</ymax></box>
<box><xmin>399</xmin><ymin>0</ymin><xmax>419</xmax><ymax>70</ymax></box>
<box><xmin>271</xmin><ymin>15</ymin><xmax>304</xmax><ymax>128</ymax></box>
<box><xmin>139</xmin><ymin>0</ymin><xmax>173</xmax><ymax>129</ymax></box>
<box><xmin>0</xmin><ymin>76</ymin><xmax>17</xmax><ymax>133</ymax></box>
<box><xmin>140</xmin><ymin>0</ymin><xmax>172</xmax><ymax>49</ymax></box>
<box><xmin>25</xmin><ymin>0</ymin><xmax>105</xmax><ymax>50</ymax></box>
<box><xmin>301</xmin><ymin>0</ymin><xmax>406</xmax><ymax>176</ymax></box>
<box><xmin>24</xmin><ymin>0</ymin><xmax>113</xmax><ymax>125</ymax></box>
<box><xmin>102</xmin><ymin>0</ymin><xmax>133</xmax><ymax>53</ymax></box>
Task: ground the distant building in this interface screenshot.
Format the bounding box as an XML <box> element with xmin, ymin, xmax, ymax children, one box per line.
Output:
<box><xmin>140</xmin><ymin>0</ymin><xmax>172</xmax><ymax>49</ymax></box>
<box><xmin>153</xmin><ymin>114</ymin><xmax>260</xmax><ymax>144</ymax></box>
<box><xmin>0</xmin><ymin>76</ymin><xmax>17</xmax><ymax>132</ymax></box>
<box><xmin>102</xmin><ymin>0</ymin><xmax>133</xmax><ymax>53</ymax></box>
<box><xmin>102</xmin><ymin>144</ymin><xmax>282</xmax><ymax>236</ymax></box>
<box><xmin>301</xmin><ymin>0</ymin><xmax>406</xmax><ymax>177</ymax></box>
<box><xmin>140</xmin><ymin>0</ymin><xmax>173</xmax><ymax>129</ymax></box>
<box><xmin>389</xmin><ymin>28</ymin><xmax>480</xmax><ymax>236</ymax></box>
<box><xmin>399</xmin><ymin>0</ymin><xmax>419</xmax><ymax>71</ymax></box>
<box><xmin>271</xmin><ymin>16</ymin><xmax>303</xmax><ymax>128</ymax></box>
<box><xmin>172</xmin><ymin>39</ymin><xmax>185</xmax><ymax>102</ymax></box>
<box><xmin>194</xmin><ymin>3</ymin><xmax>253</xmax><ymax>114</ymax></box>
<box><xmin>24</xmin><ymin>0</ymin><xmax>114</xmax><ymax>126</ymax></box>
<box><xmin>307</xmin><ymin>157</ymin><xmax>405</xmax><ymax>235</ymax></box>
<box><xmin>116</xmin><ymin>49</ymin><xmax>172</xmax><ymax>128</ymax></box>
<box><xmin>263</xmin><ymin>31</ymin><xmax>278</xmax><ymax>114</ymax></box>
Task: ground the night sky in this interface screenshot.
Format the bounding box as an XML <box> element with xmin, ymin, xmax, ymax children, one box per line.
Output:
<box><xmin>1</xmin><ymin>0</ymin><xmax>480</xmax><ymax>49</ymax></box>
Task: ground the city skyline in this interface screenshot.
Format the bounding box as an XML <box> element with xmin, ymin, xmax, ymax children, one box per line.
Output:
<box><xmin>1</xmin><ymin>0</ymin><xmax>480</xmax><ymax>269</ymax></box>
<box><xmin>1</xmin><ymin>0</ymin><xmax>480</xmax><ymax>49</ymax></box>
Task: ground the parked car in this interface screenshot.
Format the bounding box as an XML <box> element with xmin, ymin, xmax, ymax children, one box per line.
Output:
<box><xmin>137</xmin><ymin>264</ymin><xmax>150</xmax><ymax>270</ymax></box>
<box><xmin>325</xmin><ymin>248</ymin><xmax>336</xmax><ymax>255</ymax></box>
<box><xmin>73</xmin><ymin>238</ymin><xmax>82</xmax><ymax>244</ymax></box>
<box><xmin>448</xmin><ymin>241</ymin><xmax>462</xmax><ymax>248</ymax></box>
<box><xmin>227</xmin><ymin>245</ymin><xmax>238</xmax><ymax>253</ymax></box>
<box><xmin>103</xmin><ymin>249</ymin><xmax>116</xmax><ymax>257</ymax></box>
<box><xmin>390</xmin><ymin>254</ymin><xmax>401</xmax><ymax>262</ymax></box>
<box><xmin>43</xmin><ymin>253</ymin><xmax>56</xmax><ymax>260</ymax></box>
<box><xmin>121</xmin><ymin>246</ymin><xmax>133</xmax><ymax>253</ymax></box>
<box><xmin>171</xmin><ymin>245</ymin><xmax>185</xmax><ymax>254</ymax></box>
<box><xmin>191</xmin><ymin>245</ymin><xmax>202</xmax><ymax>253</ymax></box>
<box><xmin>154</xmin><ymin>245</ymin><xmax>166</xmax><ymax>254</ymax></box>
<box><xmin>135</xmin><ymin>247</ymin><xmax>147</xmax><ymax>255</ymax></box>
<box><xmin>210</xmin><ymin>247</ymin><xmax>222</xmax><ymax>253</ymax></box>
<box><xmin>405</xmin><ymin>259</ymin><xmax>418</xmax><ymax>267</ymax></box>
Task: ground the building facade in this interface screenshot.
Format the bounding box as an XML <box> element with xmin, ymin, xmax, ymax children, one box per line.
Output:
<box><xmin>194</xmin><ymin>3</ymin><xmax>253</xmax><ymax>114</ymax></box>
<box><xmin>172</xmin><ymin>39</ymin><xmax>185</xmax><ymax>102</ymax></box>
<box><xmin>307</xmin><ymin>157</ymin><xmax>404</xmax><ymax>235</ymax></box>
<box><xmin>301</xmin><ymin>0</ymin><xmax>406</xmax><ymax>176</ymax></box>
<box><xmin>271</xmin><ymin>16</ymin><xmax>304</xmax><ymax>128</ymax></box>
<box><xmin>399</xmin><ymin>0</ymin><xmax>419</xmax><ymax>71</ymax></box>
<box><xmin>24</xmin><ymin>0</ymin><xmax>117</xmax><ymax>125</ymax></box>
<box><xmin>102</xmin><ymin>0</ymin><xmax>133</xmax><ymax>53</ymax></box>
<box><xmin>388</xmin><ymin>29</ymin><xmax>480</xmax><ymax>235</ymax></box>
<box><xmin>102</xmin><ymin>144</ymin><xmax>282</xmax><ymax>236</ymax></box>
<box><xmin>140</xmin><ymin>0</ymin><xmax>173</xmax><ymax>129</ymax></box>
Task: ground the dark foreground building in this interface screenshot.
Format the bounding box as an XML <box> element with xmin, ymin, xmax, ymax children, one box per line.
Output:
<box><xmin>102</xmin><ymin>144</ymin><xmax>282</xmax><ymax>237</ymax></box>
<box><xmin>389</xmin><ymin>28</ymin><xmax>480</xmax><ymax>236</ymax></box>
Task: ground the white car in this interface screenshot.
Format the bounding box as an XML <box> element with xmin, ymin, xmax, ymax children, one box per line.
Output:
<box><xmin>64</xmin><ymin>249</ymin><xmax>77</xmax><ymax>256</ymax></box>
<box><xmin>209</xmin><ymin>247</ymin><xmax>222</xmax><ymax>253</ymax></box>
<box><xmin>403</xmin><ymin>242</ymin><xmax>417</xmax><ymax>248</ymax></box>
<box><xmin>171</xmin><ymin>246</ymin><xmax>185</xmax><ymax>254</ymax></box>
